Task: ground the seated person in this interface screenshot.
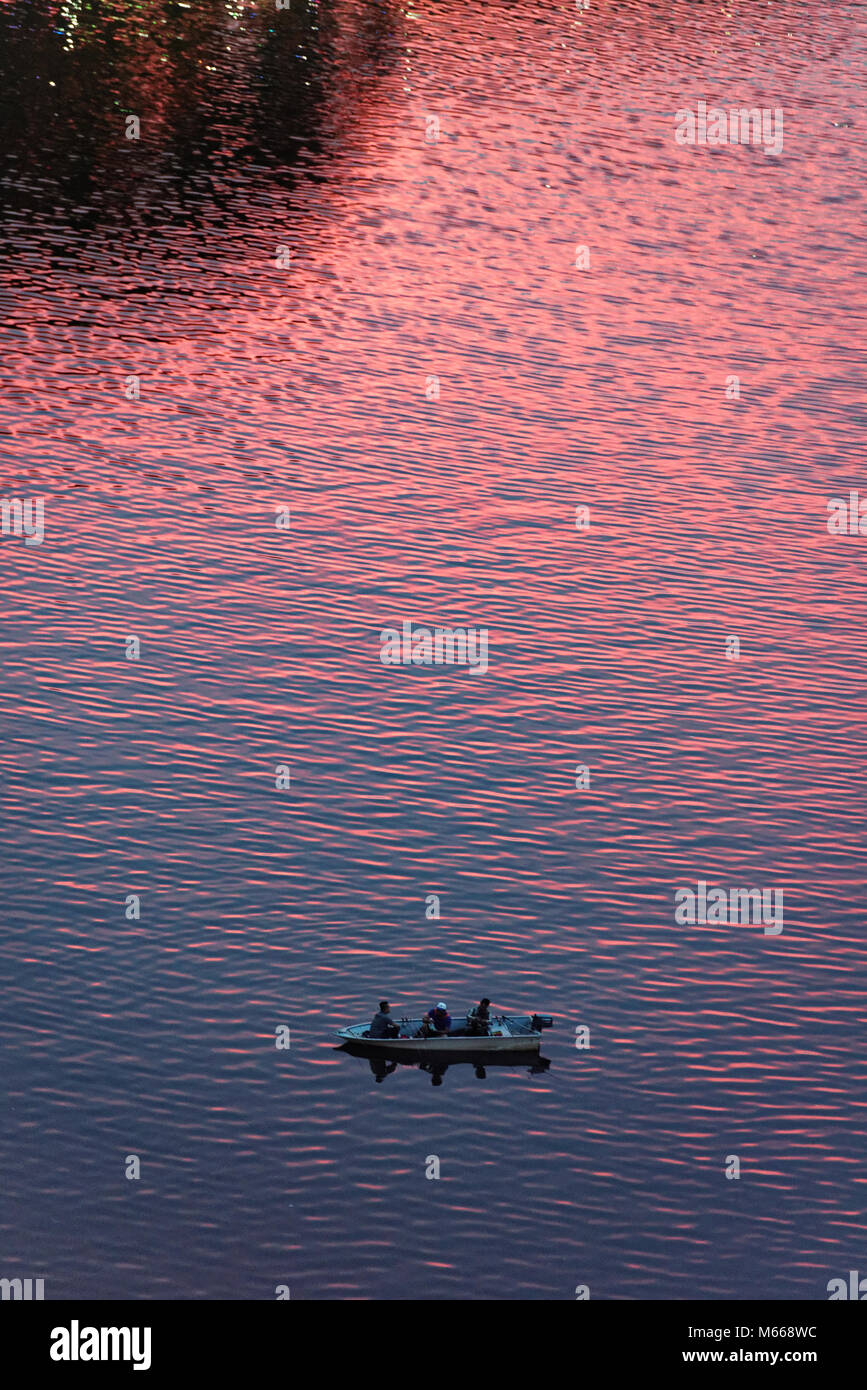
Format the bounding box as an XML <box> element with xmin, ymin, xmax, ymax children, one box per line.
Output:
<box><xmin>429</xmin><ymin>1002</ymin><xmax>451</xmax><ymax>1033</ymax></box>
<box><xmin>369</xmin><ymin>1000</ymin><xmax>400</xmax><ymax>1038</ymax></box>
<box><xmin>467</xmin><ymin>997</ymin><xmax>491</xmax><ymax>1035</ymax></box>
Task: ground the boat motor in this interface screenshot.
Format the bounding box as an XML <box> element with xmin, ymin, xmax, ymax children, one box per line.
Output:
<box><xmin>531</xmin><ymin>1014</ymin><xmax>553</xmax><ymax>1031</ymax></box>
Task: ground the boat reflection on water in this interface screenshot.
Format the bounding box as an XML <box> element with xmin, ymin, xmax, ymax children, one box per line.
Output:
<box><xmin>338</xmin><ymin>1041</ymin><xmax>552</xmax><ymax>1086</ymax></box>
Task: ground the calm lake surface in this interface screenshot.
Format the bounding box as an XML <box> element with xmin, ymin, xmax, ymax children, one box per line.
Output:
<box><xmin>1</xmin><ymin>0</ymin><xmax>865</xmax><ymax>1300</ymax></box>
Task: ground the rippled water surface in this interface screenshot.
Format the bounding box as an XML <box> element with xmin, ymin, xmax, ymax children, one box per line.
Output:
<box><xmin>1</xmin><ymin>0</ymin><xmax>866</xmax><ymax>1300</ymax></box>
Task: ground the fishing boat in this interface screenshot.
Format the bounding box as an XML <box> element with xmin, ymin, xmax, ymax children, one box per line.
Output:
<box><xmin>337</xmin><ymin>1012</ymin><xmax>553</xmax><ymax>1055</ymax></box>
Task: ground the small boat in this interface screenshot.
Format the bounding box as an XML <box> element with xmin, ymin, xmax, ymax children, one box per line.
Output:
<box><xmin>337</xmin><ymin>1012</ymin><xmax>553</xmax><ymax>1054</ymax></box>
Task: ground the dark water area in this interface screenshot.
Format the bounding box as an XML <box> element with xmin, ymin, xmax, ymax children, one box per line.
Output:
<box><xmin>1</xmin><ymin>0</ymin><xmax>866</xmax><ymax>1301</ymax></box>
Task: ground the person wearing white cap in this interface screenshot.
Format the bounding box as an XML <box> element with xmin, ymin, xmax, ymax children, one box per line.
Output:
<box><xmin>429</xmin><ymin>1002</ymin><xmax>451</xmax><ymax>1033</ymax></box>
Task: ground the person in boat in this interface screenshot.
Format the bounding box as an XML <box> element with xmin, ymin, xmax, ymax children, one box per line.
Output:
<box><xmin>369</xmin><ymin>1000</ymin><xmax>399</xmax><ymax>1039</ymax></box>
<box><xmin>467</xmin><ymin>997</ymin><xmax>491</xmax><ymax>1035</ymax></box>
<box><xmin>429</xmin><ymin>1002</ymin><xmax>451</xmax><ymax>1033</ymax></box>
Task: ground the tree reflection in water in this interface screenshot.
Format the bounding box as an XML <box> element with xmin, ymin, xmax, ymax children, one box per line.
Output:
<box><xmin>0</xmin><ymin>0</ymin><xmax>398</xmax><ymax>229</ymax></box>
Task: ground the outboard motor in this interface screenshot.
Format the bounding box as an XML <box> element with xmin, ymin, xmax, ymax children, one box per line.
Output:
<box><xmin>531</xmin><ymin>1014</ymin><xmax>553</xmax><ymax>1031</ymax></box>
